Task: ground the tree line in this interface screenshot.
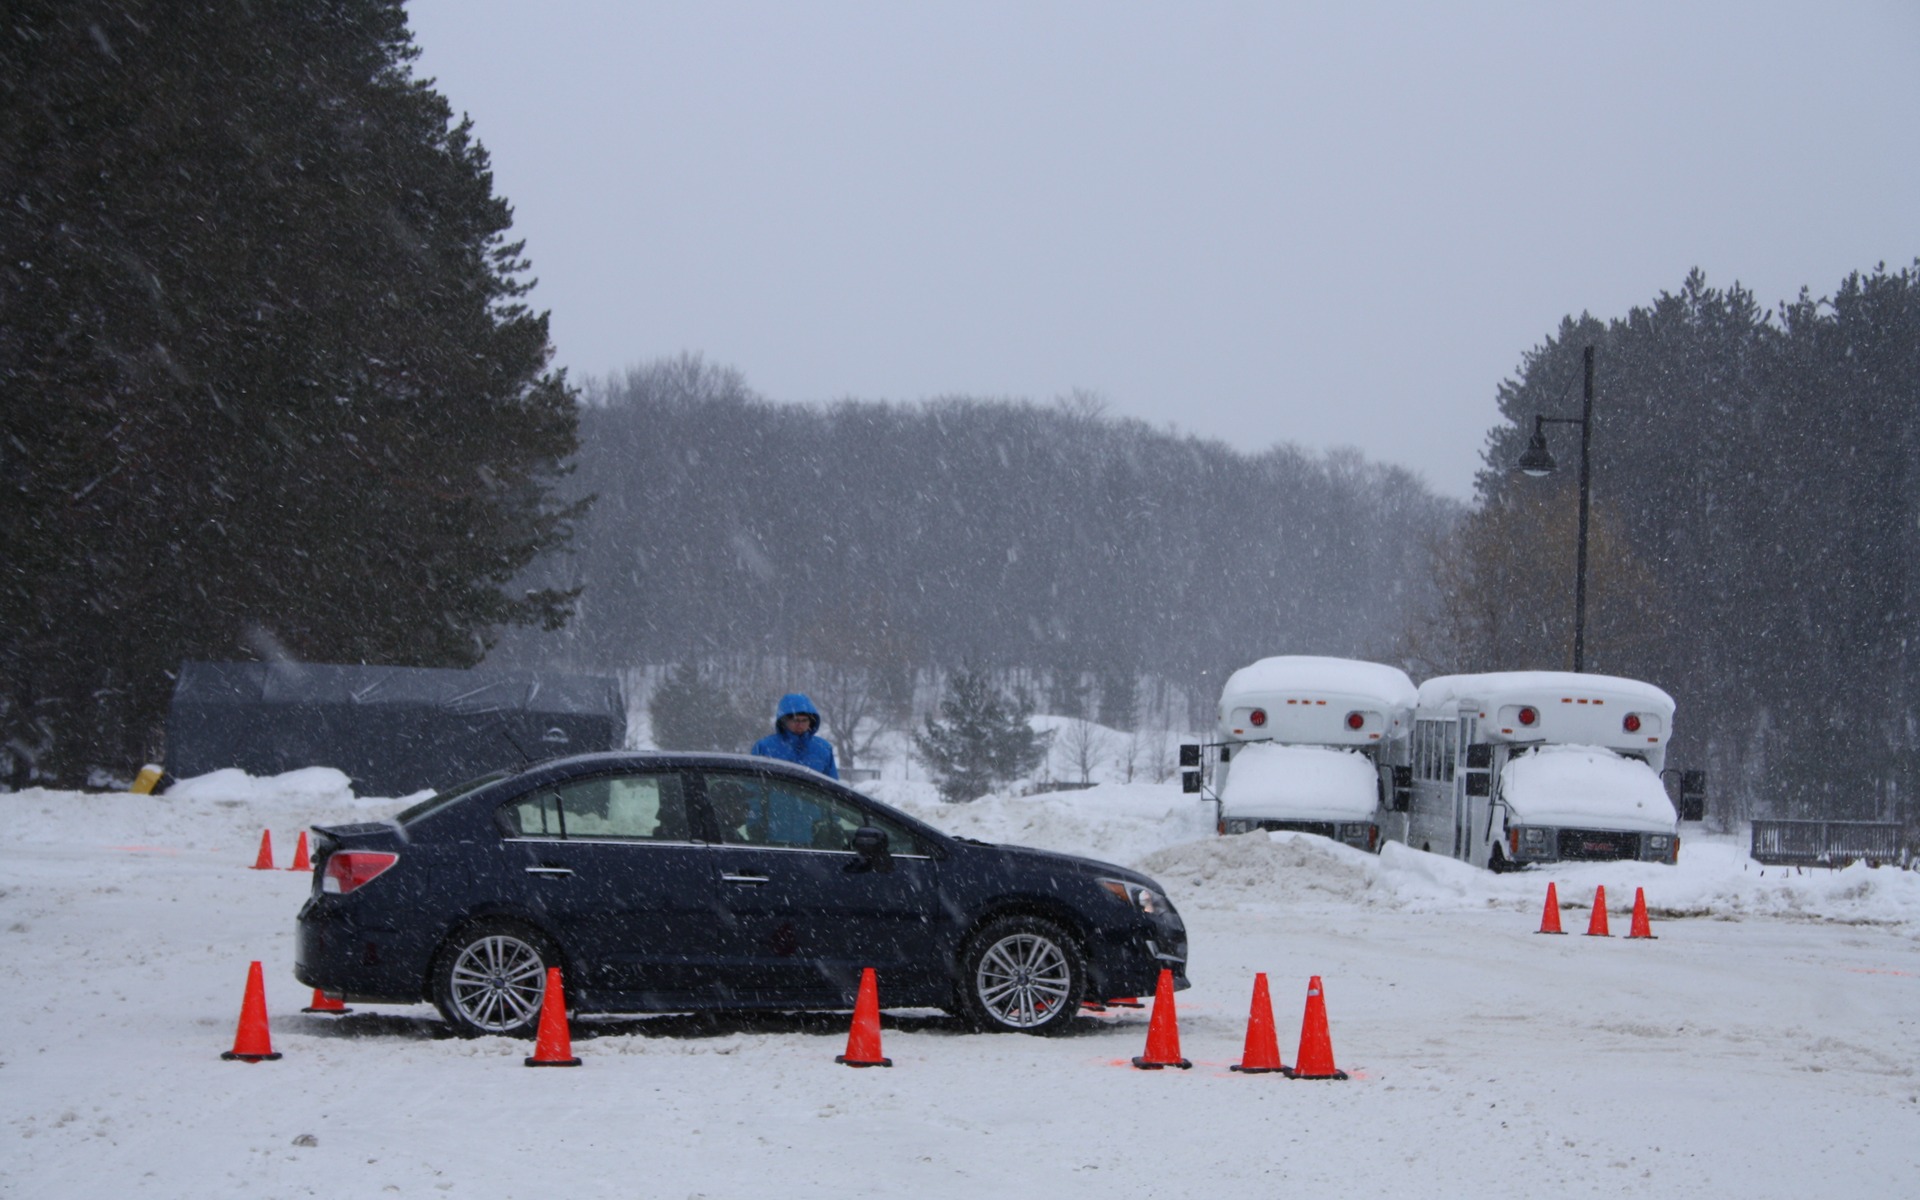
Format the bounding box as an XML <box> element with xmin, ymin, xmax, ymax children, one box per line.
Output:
<box><xmin>489</xmin><ymin>355</ymin><xmax>1458</xmax><ymax>742</ymax></box>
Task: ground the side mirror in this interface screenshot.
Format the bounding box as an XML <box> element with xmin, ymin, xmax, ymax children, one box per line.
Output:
<box><xmin>1179</xmin><ymin>742</ymin><xmax>1203</xmax><ymax>793</ymax></box>
<box><xmin>850</xmin><ymin>826</ymin><xmax>894</xmax><ymax>873</ymax></box>
<box><xmin>1678</xmin><ymin>769</ymin><xmax>1707</xmax><ymax>822</ymax></box>
<box><xmin>1391</xmin><ymin>765</ymin><xmax>1412</xmax><ymax>813</ymax></box>
<box><xmin>1465</xmin><ymin>744</ymin><xmax>1493</xmax><ymax>770</ymax></box>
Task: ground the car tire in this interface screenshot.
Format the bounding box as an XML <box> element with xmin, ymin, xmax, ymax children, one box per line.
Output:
<box><xmin>431</xmin><ymin>920</ymin><xmax>560</xmax><ymax>1039</ymax></box>
<box><xmin>956</xmin><ymin>914</ymin><xmax>1086</xmax><ymax>1035</ymax></box>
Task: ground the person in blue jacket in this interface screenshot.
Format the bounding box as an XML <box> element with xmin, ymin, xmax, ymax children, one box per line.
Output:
<box><xmin>750</xmin><ymin>692</ymin><xmax>839</xmax><ymax>780</ymax></box>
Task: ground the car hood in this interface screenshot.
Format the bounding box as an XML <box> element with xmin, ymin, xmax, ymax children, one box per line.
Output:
<box><xmin>970</xmin><ymin>839</ymin><xmax>1167</xmax><ymax>891</ymax></box>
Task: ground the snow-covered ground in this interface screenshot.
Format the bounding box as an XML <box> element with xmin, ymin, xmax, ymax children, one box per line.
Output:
<box><xmin>5</xmin><ymin>770</ymin><xmax>1918</xmax><ymax>1199</ymax></box>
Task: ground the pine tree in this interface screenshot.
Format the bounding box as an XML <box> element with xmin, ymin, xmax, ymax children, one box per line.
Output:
<box><xmin>648</xmin><ymin>663</ymin><xmax>762</xmax><ymax>753</ymax></box>
<box><xmin>913</xmin><ymin>669</ymin><xmax>1052</xmax><ymax>802</ymax></box>
<box><xmin>0</xmin><ymin>1</ymin><xmax>582</xmax><ymax>785</ymax></box>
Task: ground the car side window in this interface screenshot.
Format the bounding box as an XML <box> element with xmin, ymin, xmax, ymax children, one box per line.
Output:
<box><xmin>703</xmin><ymin>773</ymin><xmax>922</xmax><ymax>853</ymax></box>
<box><xmin>499</xmin><ymin>773</ymin><xmax>691</xmax><ymax>841</ymax></box>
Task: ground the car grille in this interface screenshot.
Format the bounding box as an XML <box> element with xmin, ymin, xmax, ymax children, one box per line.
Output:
<box><xmin>1557</xmin><ymin>829</ymin><xmax>1642</xmax><ymax>861</ymax></box>
<box><xmin>1245</xmin><ymin>820</ymin><xmax>1338</xmax><ymax>838</ymax></box>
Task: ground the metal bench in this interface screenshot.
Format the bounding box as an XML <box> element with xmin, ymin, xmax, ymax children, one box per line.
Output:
<box><xmin>1749</xmin><ymin>819</ymin><xmax>1909</xmax><ymax>868</ymax></box>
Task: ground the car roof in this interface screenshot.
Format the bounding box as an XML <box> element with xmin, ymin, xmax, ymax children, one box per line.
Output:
<box><xmin>410</xmin><ymin>749</ymin><xmax>948</xmax><ymax>844</ymax></box>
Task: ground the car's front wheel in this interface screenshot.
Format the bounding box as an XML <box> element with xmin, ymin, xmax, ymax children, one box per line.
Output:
<box><xmin>431</xmin><ymin>920</ymin><xmax>558</xmax><ymax>1039</ymax></box>
<box><xmin>957</xmin><ymin>915</ymin><xmax>1086</xmax><ymax>1035</ymax></box>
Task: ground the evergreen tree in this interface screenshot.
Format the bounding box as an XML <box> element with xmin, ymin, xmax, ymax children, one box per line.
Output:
<box><xmin>913</xmin><ymin>669</ymin><xmax>1052</xmax><ymax>802</ymax></box>
<box><xmin>0</xmin><ymin>1</ymin><xmax>581</xmax><ymax>786</ymax></box>
<box><xmin>648</xmin><ymin>663</ymin><xmax>762</xmax><ymax>753</ymax></box>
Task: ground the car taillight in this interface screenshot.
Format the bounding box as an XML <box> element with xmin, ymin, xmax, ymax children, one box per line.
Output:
<box><xmin>322</xmin><ymin>851</ymin><xmax>398</xmax><ymax>895</ymax></box>
<box><xmin>1345</xmin><ymin>711</ymin><xmax>1365</xmax><ymax>731</ymax></box>
<box><xmin>1517</xmin><ymin>706</ymin><xmax>1538</xmax><ymax>727</ymax></box>
<box><xmin>1249</xmin><ymin>708</ymin><xmax>1267</xmax><ymax>728</ymax></box>
<box><xmin>1623</xmin><ymin>713</ymin><xmax>1642</xmax><ymax>733</ymax></box>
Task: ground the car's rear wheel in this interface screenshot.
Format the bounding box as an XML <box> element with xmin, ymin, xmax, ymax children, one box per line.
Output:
<box><xmin>431</xmin><ymin>920</ymin><xmax>557</xmax><ymax>1039</ymax></box>
<box><xmin>957</xmin><ymin>915</ymin><xmax>1086</xmax><ymax>1035</ymax></box>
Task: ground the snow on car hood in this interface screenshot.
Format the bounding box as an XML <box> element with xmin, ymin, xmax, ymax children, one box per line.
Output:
<box><xmin>1218</xmin><ymin>743</ymin><xmax>1379</xmax><ymax>821</ymax></box>
<box><xmin>1502</xmin><ymin>744</ymin><xmax>1677</xmax><ymax>831</ymax></box>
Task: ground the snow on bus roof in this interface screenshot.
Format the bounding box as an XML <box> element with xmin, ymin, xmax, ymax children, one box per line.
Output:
<box><xmin>1221</xmin><ymin>656</ymin><xmax>1417</xmax><ymax>704</ymax></box>
<box><xmin>1417</xmin><ymin>670</ymin><xmax>1675</xmax><ymax>714</ymax></box>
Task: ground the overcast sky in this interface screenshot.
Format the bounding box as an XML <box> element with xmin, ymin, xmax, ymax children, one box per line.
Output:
<box><xmin>406</xmin><ymin>1</ymin><xmax>1918</xmax><ymax>499</ymax></box>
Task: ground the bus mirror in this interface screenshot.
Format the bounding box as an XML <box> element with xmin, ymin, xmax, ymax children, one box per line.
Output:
<box><xmin>1180</xmin><ymin>769</ymin><xmax>1202</xmax><ymax>795</ymax></box>
<box><xmin>1678</xmin><ymin>769</ymin><xmax>1707</xmax><ymax>822</ymax></box>
<box><xmin>1465</xmin><ymin>744</ymin><xmax>1492</xmax><ymax>771</ymax></box>
<box><xmin>1179</xmin><ymin>743</ymin><xmax>1201</xmax><ymax>768</ymax></box>
<box><xmin>1465</xmin><ymin>771</ymin><xmax>1490</xmax><ymax>797</ymax></box>
<box><xmin>1218</xmin><ymin>746</ymin><xmax>1231</xmax><ymax>763</ymax></box>
<box><xmin>1391</xmin><ymin>765</ymin><xmax>1412</xmax><ymax>813</ymax></box>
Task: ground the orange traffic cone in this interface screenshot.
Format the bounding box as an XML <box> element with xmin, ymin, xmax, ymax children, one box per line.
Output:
<box><xmin>1537</xmin><ymin>882</ymin><xmax>1567</xmax><ymax>934</ymax></box>
<box><xmin>1284</xmin><ymin>975</ymin><xmax>1347</xmax><ymax>1080</ymax></box>
<box><xmin>1131</xmin><ymin>968</ymin><xmax>1191</xmax><ymax>1070</ymax></box>
<box><xmin>301</xmin><ymin>987</ymin><xmax>351</xmax><ymax>1015</ymax></box>
<box><xmin>1585</xmin><ymin>885</ymin><xmax>1611</xmax><ymax>937</ymax></box>
<box><xmin>1230</xmin><ymin>972</ymin><xmax>1286</xmax><ymax>1074</ymax></box>
<box><xmin>250</xmin><ymin>830</ymin><xmax>275</xmax><ymax>870</ymax></box>
<box><xmin>221</xmin><ymin>961</ymin><xmax>282</xmax><ymax>1061</ymax></box>
<box><xmin>287</xmin><ymin>831</ymin><xmax>311</xmax><ymax>872</ymax></box>
<box><xmin>524</xmin><ymin>966</ymin><xmax>581</xmax><ymax>1067</ymax></box>
<box><xmin>1628</xmin><ymin>887</ymin><xmax>1657</xmax><ymax>939</ymax></box>
<box><xmin>836</xmin><ymin>967</ymin><xmax>893</xmax><ymax>1067</ymax></box>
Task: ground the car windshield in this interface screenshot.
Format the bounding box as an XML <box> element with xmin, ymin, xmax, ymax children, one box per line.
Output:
<box><xmin>395</xmin><ymin>770</ymin><xmax>512</xmax><ymax>825</ymax></box>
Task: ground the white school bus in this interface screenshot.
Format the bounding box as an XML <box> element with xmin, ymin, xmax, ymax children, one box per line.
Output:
<box><xmin>1397</xmin><ymin>670</ymin><xmax>1681</xmax><ymax>869</ymax></box>
<box><xmin>1207</xmin><ymin>656</ymin><xmax>1417</xmax><ymax>851</ymax></box>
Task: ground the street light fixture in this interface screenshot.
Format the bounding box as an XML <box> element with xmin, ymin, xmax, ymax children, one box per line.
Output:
<box><xmin>1513</xmin><ymin>344</ymin><xmax>1595</xmax><ymax>673</ymax></box>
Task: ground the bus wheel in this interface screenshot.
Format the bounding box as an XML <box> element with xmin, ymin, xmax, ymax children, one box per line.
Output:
<box><xmin>1488</xmin><ymin>847</ymin><xmax>1516</xmax><ymax>874</ymax></box>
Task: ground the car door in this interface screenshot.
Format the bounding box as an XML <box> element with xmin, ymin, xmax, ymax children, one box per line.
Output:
<box><xmin>697</xmin><ymin>769</ymin><xmax>945</xmax><ymax>1005</ymax></box>
<box><xmin>499</xmin><ymin>768</ymin><xmax>718</xmax><ymax>1002</ymax></box>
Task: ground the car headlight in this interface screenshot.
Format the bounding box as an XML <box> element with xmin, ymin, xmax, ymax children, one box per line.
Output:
<box><xmin>1098</xmin><ymin>877</ymin><xmax>1167</xmax><ymax>915</ymax></box>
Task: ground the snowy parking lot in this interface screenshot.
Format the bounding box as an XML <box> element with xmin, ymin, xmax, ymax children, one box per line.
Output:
<box><xmin>4</xmin><ymin>772</ymin><xmax>1917</xmax><ymax>1199</ymax></box>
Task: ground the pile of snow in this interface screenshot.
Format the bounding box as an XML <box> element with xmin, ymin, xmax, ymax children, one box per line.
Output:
<box><xmin>871</xmin><ymin>775</ymin><xmax>1920</xmax><ymax>931</ymax></box>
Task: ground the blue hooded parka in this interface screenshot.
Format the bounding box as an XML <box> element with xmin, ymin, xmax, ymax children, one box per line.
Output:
<box><xmin>749</xmin><ymin>692</ymin><xmax>839</xmax><ymax>780</ymax></box>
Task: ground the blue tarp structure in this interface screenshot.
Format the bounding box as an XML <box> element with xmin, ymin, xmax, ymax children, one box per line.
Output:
<box><xmin>164</xmin><ymin>661</ymin><xmax>626</xmax><ymax>797</ymax></box>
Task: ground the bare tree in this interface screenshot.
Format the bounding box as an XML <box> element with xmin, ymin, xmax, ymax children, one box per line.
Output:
<box><xmin>1058</xmin><ymin>716</ymin><xmax>1111</xmax><ymax>786</ymax></box>
<box><xmin>1112</xmin><ymin>726</ymin><xmax>1144</xmax><ymax>783</ymax></box>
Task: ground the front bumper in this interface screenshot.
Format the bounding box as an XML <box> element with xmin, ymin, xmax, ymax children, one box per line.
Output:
<box><xmin>1219</xmin><ymin>817</ymin><xmax>1379</xmax><ymax>851</ymax></box>
<box><xmin>1506</xmin><ymin>825</ymin><xmax>1680</xmax><ymax>864</ymax></box>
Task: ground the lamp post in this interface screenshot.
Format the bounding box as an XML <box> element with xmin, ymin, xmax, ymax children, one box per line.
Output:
<box><xmin>1514</xmin><ymin>344</ymin><xmax>1594</xmax><ymax>673</ymax></box>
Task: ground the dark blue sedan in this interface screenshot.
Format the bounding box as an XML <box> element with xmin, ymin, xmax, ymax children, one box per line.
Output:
<box><xmin>294</xmin><ymin>752</ymin><xmax>1188</xmax><ymax>1037</ymax></box>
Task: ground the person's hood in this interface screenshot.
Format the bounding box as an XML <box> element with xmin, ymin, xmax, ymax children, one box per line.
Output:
<box><xmin>773</xmin><ymin>692</ymin><xmax>820</xmax><ymax>734</ymax></box>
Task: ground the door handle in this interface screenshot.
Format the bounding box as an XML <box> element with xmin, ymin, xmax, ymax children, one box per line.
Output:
<box><xmin>721</xmin><ymin>872</ymin><xmax>770</xmax><ymax>886</ymax></box>
<box><xmin>525</xmin><ymin>866</ymin><xmax>574</xmax><ymax>878</ymax></box>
